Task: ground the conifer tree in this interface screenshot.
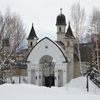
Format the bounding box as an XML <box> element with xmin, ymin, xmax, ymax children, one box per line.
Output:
<box><xmin>0</xmin><ymin>68</ymin><xmax>6</xmax><ymax>84</ymax></box>
<box><xmin>86</xmin><ymin>50</ymin><xmax>100</xmax><ymax>88</ymax></box>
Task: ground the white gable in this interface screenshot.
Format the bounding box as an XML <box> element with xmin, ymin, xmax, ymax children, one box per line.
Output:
<box><xmin>27</xmin><ymin>37</ymin><xmax>67</xmax><ymax>65</ymax></box>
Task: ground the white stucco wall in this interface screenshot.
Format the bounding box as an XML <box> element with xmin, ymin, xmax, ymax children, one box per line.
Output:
<box><xmin>57</xmin><ymin>25</ymin><xmax>66</xmax><ymax>32</ymax></box>
<box><xmin>27</xmin><ymin>37</ymin><xmax>67</xmax><ymax>86</ymax></box>
<box><xmin>57</xmin><ymin>33</ymin><xmax>65</xmax><ymax>43</ymax></box>
<box><xmin>74</xmin><ymin>61</ymin><xmax>86</xmax><ymax>78</ymax></box>
<box><xmin>56</xmin><ymin>25</ymin><xmax>66</xmax><ymax>43</ymax></box>
<box><xmin>64</xmin><ymin>39</ymin><xmax>74</xmax><ymax>82</ymax></box>
<box><xmin>27</xmin><ymin>37</ymin><xmax>66</xmax><ymax>64</ymax></box>
<box><xmin>28</xmin><ymin>39</ymin><xmax>38</xmax><ymax>52</ymax></box>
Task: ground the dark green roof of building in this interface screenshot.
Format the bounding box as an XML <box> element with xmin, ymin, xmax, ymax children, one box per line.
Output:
<box><xmin>65</xmin><ymin>22</ymin><xmax>75</xmax><ymax>39</ymax></box>
<box><xmin>27</xmin><ymin>23</ymin><xmax>38</xmax><ymax>40</ymax></box>
<box><xmin>56</xmin><ymin>8</ymin><xmax>66</xmax><ymax>25</ymax></box>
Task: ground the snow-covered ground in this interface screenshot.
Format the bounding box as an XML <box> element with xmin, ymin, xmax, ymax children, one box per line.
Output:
<box><xmin>0</xmin><ymin>76</ymin><xmax>100</xmax><ymax>100</ymax></box>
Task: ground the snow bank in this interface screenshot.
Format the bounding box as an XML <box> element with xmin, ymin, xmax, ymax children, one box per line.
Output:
<box><xmin>0</xmin><ymin>83</ymin><xmax>100</xmax><ymax>100</ymax></box>
<box><xmin>64</xmin><ymin>76</ymin><xmax>100</xmax><ymax>93</ymax></box>
<box><xmin>6</xmin><ymin>76</ymin><xmax>100</xmax><ymax>93</ymax></box>
<box><xmin>0</xmin><ymin>76</ymin><xmax>100</xmax><ymax>100</ymax></box>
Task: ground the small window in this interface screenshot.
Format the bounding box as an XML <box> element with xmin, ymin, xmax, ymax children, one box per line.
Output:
<box><xmin>59</xmin><ymin>27</ymin><xmax>61</xmax><ymax>32</ymax></box>
<box><xmin>67</xmin><ymin>41</ymin><xmax>69</xmax><ymax>46</ymax></box>
<box><xmin>30</xmin><ymin>42</ymin><xmax>32</xmax><ymax>46</ymax></box>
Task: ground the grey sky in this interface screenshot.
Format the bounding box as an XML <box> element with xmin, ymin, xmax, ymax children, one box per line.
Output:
<box><xmin>0</xmin><ymin>0</ymin><xmax>100</xmax><ymax>40</ymax></box>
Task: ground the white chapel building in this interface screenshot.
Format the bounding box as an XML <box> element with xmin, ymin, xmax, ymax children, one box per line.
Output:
<box><xmin>27</xmin><ymin>9</ymin><xmax>86</xmax><ymax>87</ymax></box>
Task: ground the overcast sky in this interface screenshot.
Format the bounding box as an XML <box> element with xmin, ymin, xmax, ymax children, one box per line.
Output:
<box><xmin>0</xmin><ymin>0</ymin><xmax>100</xmax><ymax>40</ymax></box>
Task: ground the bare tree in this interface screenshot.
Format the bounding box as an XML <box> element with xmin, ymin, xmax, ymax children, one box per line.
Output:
<box><xmin>0</xmin><ymin>8</ymin><xmax>26</xmax><ymax>83</ymax></box>
<box><xmin>84</xmin><ymin>33</ymin><xmax>92</xmax><ymax>43</ymax></box>
<box><xmin>70</xmin><ymin>2</ymin><xmax>86</xmax><ymax>74</ymax></box>
<box><xmin>88</xmin><ymin>7</ymin><xmax>100</xmax><ymax>73</ymax></box>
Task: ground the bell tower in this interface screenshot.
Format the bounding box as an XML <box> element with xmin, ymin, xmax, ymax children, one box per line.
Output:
<box><xmin>56</xmin><ymin>8</ymin><xmax>66</xmax><ymax>43</ymax></box>
<box><xmin>27</xmin><ymin>23</ymin><xmax>38</xmax><ymax>52</ymax></box>
<box><xmin>64</xmin><ymin>22</ymin><xmax>75</xmax><ymax>82</ymax></box>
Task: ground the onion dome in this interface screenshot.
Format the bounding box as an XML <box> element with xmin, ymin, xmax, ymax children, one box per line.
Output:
<box><xmin>56</xmin><ymin>8</ymin><xmax>66</xmax><ymax>25</ymax></box>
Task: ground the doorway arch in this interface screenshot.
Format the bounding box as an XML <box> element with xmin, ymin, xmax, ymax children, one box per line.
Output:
<box><xmin>39</xmin><ymin>55</ymin><xmax>55</xmax><ymax>87</ymax></box>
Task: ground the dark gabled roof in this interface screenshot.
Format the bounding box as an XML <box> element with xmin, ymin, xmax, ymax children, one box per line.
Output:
<box><xmin>27</xmin><ymin>23</ymin><xmax>38</xmax><ymax>40</ymax></box>
<box><xmin>55</xmin><ymin>41</ymin><xmax>64</xmax><ymax>47</ymax></box>
<box><xmin>65</xmin><ymin>22</ymin><xmax>75</xmax><ymax>39</ymax></box>
<box><xmin>55</xmin><ymin>41</ymin><xmax>65</xmax><ymax>50</ymax></box>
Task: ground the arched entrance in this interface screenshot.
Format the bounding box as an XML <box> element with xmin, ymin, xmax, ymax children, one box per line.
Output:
<box><xmin>39</xmin><ymin>55</ymin><xmax>55</xmax><ymax>87</ymax></box>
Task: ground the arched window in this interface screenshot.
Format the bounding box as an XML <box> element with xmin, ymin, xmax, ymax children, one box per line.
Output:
<box><xmin>30</xmin><ymin>42</ymin><xmax>32</xmax><ymax>46</ymax></box>
<box><xmin>59</xmin><ymin>27</ymin><xmax>61</xmax><ymax>32</ymax></box>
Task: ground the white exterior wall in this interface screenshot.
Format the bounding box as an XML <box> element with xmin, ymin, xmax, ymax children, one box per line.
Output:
<box><xmin>27</xmin><ymin>69</ymin><xmax>31</xmax><ymax>84</ymax></box>
<box><xmin>56</xmin><ymin>25</ymin><xmax>66</xmax><ymax>43</ymax></box>
<box><xmin>27</xmin><ymin>37</ymin><xmax>67</xmax><ymax>87</ymax></box>
<box><xmin>58</xmin><ymin>70</ymin><xmax>63</xmax><ymax>86</ymax></box>
<box><xmin>57</xmin><ymin>33</ymin><xmax>65</xmax><ymax>43</ymax></box>
<box><xmin>28</xmin><ymin>39</ymin><xmax>38</xmax><ymax>52</ymax></box>
<box><xmin>55</xmin><ymin>63</ymin><xmax>67</xmax><ymax>86</ymax></box>
<box><xmin>57</xmin><ymin>25</ymin><xmax>66</xmax><ymax>32</ymax></box>
<box><xmin>74</xmin><ymin>61</ymin><xmax>86</xmax><ymax>78</ymax></box>
<box><xmin>64</xmin><ymin>39</ymin><xmax>74</xmax><ymax>82</ymax></box>
<box><xmin>55</xmin><ymin>69</ymin><xmax>58</xmax><ymax>86</ymax></box>
<box><xmin>35</xmin><ymin>69</ymin><xmax>39</xmax><ymax>85</ymax></box>
<box><xmin>64</xmin><ymin>39</ymin><xmax>74</xmax><ymax>47</ymax></box>
<box><xmin>31</xmin><ymin>69</ymin><xmax>35</xmax><ymax>84</ymax></box>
